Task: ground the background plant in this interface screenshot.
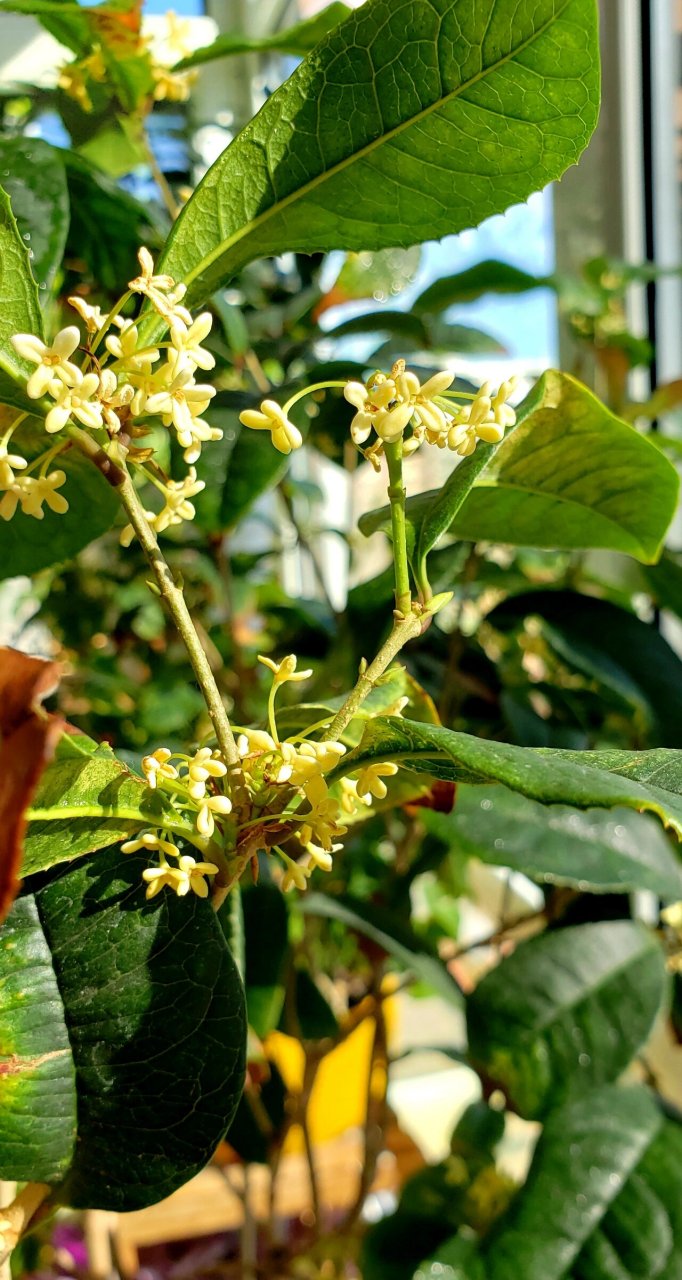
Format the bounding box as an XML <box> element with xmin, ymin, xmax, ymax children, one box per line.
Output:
<box><xmin>1</xmin><ymin>2</ymin><xmax>682</xmax><ymax>1278</ymax></box>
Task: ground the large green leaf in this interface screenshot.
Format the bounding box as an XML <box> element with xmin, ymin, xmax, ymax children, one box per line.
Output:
<box><xmin>333</xmin><ymin>717</ymin><xmax>682</xmax><ymax>836</ymax></box>
<box><xmin>360</xmin><ymin>374</ymin><xmax>679</xmax><ymax>566</ymax></box>
<box><xmin>0</xmin><ymin>896</ymin><xmax>76</xmax><ymax>1183</ymax></box>
<box><xmin>0</xmin><ymin>418</ymin><xmax>120</xmax><ymax>581</ymax></box>
<box><xmin>0</xmin><ymin>185</ymin><xmax>43</xmax><ymax>413</ymax></box>
<box><xmin>301</xmin><ymin>892</ymin><xmax>462</xmax><ymax>1008</ymax></box>
<box><xmin>485</xmin><ymin>1086</ymin><xmax>661</xmax><ymax>1280</ymax></box>
<box><xmin>0</xmin><ymin>846</ymin><xmax>246</xmax><ymax>1210</ymax></box>
<box><xmin>423</xmin><ymin>784</ymin><xmax>682</xmax><ymax>897</ymax></box>
<box><xmin>488</xmin><ymin>591</ymin><xmax>682</xmax><ymax>747</ymax></box>
<box><xmin>175</xmin><ymin>3</ymin><xmax>352</xmax><ymax>69</ymax></box>
<box><xmin>62</xmin><ymin>149</ymin><xmax>160</xmax><ymax>294</ymax></box>
<box><xmin>467</xmin><ymin>922</ymin><xmax>667</xmax><ymax>1119</ymax></box>
<box><xmin>0</xmin><ymin>138</ymin><xmax>69</xmax><ymax>300</ymax></box>
<box><xmin>24</xmin><ymin>733</ymin><xmax>201</xmax><ymax>876</ymax></box>
<box><xmin>155</xmin><ymin>0</ymin><xmax>600</xmax><ymax>309</ymax></box>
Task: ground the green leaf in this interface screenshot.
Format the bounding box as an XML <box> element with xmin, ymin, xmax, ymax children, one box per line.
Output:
<box><xmin>333</xmin><ymin>717</ymin><xmax>682</xmax><ymax>837</ymax></box>
<box><xmin>0</xmin><ymin>846</ymin><xmax>246</xmax><ymax>1210</ymax></box>
<box><xmin>291</xmin><ymin>968</ymin><xmax>339</xmax><ymax>1040</ymax></box>
<box><xmin>450</xmin><ymin>373</ymin><xmax>678</xmax><ymax>561</ymax></box>
<box><xmin>488</xmin><ymin>591</ymin><xmax>682</xmax><ymax>747</ymax></box>
<box><xmin>0</xmin><ymin>184</ymin><xmax>43</xmax><ymax>413</ymax></box>
<box><xmin>413</xmin><ymin>259</ymin><xmax>548</xmax><ymax>315</ymax></box>
<box><xmin>423</xmin><ymin>785</ymin><xmax>682</xmax><ymax>897</ymax></box>
<box><xmin>416</xmin><ymin>1238</ymin><xmax>486</xmax><ymax>1280</ymax></box>
<box><xmin>325</xmin><ymin>310</ymin><xmax>430</xmax><ymax>345</ymax></box>
<box><xmin>641</xmin><ymin>550</ymin><xmax>682</xmax><ymax>620</ymax></box>
<box><xmin>0</xmin><ymin>0</ymin><xmax>91</xmax><ymax>54</ymax></box>
<box><xmin>467</xmin><ymin>922</ymin><xmax>667</xmax><ymax>1119</ymax></box>
<box><xmin>24</xmin><ymin>733</ymin><xmax>201</xmax><ymax>876</ymax></box>
<box><xmin>175</xmin><ymin>2</ymin><xmax>352</xmax><ymax>68</ymax></box>
<box><xmin>0</xmin><ymin>418</ymin><xmax>120</xmax><ymax>581</ymax></box>
<box><xmin>360</xmin><ymin>374</ymin><xmax>679</xmax><ymax>566</ymax></box>
<box><xmin>62</xmin><ymin>148</ymin><xmax>160</xmax><ymax>293</ymax></box>
<box><xmin>484</xmin><ymin>1086</ymin><xmax>662</xmax><ymax>1280</ymax></box>
<box><xmin>0</xmin><ymin>138</ymin><xmax>69</xmax><ymax>300</ymax></box>
<box><xmin>301</xmin><ymin>892</ymin><xmax>462</xmax><ymax>1008</ymax></box>
<box><xmin>242</xmin><ymin>882</ymin><xmax>289</xmax><ymax>1039</ymax></box>
<box><xmin>155</xmin><ymin>0</ymin><xmax>600</xmax><ymax>308</ymax></box>
<box><xmin>0</xmin><ymin>896</ymin><xmax>76</xmax><ymax>1182</ymax></box>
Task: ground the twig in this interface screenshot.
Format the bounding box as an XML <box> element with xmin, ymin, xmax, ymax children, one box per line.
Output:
<box><xmin>115</xmin><ymin>467</ymin><xmax>241</xmax><ymax>770</ymax></box>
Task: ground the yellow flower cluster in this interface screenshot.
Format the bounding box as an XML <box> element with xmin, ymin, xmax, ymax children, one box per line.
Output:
<box><xmin>239</xmin><ymin>361</ymin><xmax>517</xmax><ymax>469</ymax></box>
<box><xmin>57</xmin><ymin>13</ymin><xmax>196</xmax><ymax>114</ymax></box>
<box><xmin>8</xmin><ymin>247</ymin><xmax>221</xmax><ymax>536</ymax></box>
<box><xmin>125</xmin><ymin>654</ymin><xmax>404</xmax><ymax>900</ymax></box>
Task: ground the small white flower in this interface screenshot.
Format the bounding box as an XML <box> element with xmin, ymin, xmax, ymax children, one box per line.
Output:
<box><xmin>175</xmin><ymin>854</ymin><xmax>220</xmax><ymax>898</ymax></box>
<box><xmin>142</xmin><ymin>747</ymin><xmax>178</xmax><ymax>789</ymax></box>
<box><xmin>121</xmin><ymin>831</ymin><xmax>181</xmax><ymax>857</ymax></box>
<box><xmin>105</xmin><ymin>322</ymin><xmax>160</xmax><ymax>374</ymax></box>
<box><xmin>196</xmin><ymin>793</ymin><xmax>232</xmax><ymax>838</ymax></box>
<box><xmin>0</xmin><ymin>444</ymin><xmax>27</xmax><ymax>490</ymax></box>
<box><xmin>45</xmin><ymin>371</ymin><xmax>103</xmax><ymax>434</ymax></box>
<box><xmin>170</xmin><ymin>312</ymin><xmax>215</xmax><ymax>371</ymax></box>
<box><xmin>258</xmin><ymin>653</ymin><xmax>312</xmax><ymax>685</ymax></box>
<box><xmin>186</xmin><ymin>747</ymin><xmax>227</xmax><ymax>800</ymax></box>
<box><xmin>239</xmin><ymin>400</ymin><xmax>302</xmax><ymax>455</ymax></box>
<box><xmin>354</xmin><ymin>762</ymin><xmax>399</xmax><ymax>803</ymax></box>
<box><xmin>12</xmin><ymin>327</ymin><xmax>81</xmax><ymax>399</ymax></box>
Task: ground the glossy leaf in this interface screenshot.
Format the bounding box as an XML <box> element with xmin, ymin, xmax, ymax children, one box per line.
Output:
<box><xmin>155</xmin><ymin>0</ymin><xmax>600</xmax><ymax>308</ymax></box>
<box><xmin>485</xmin><ymin>1086</ymin><xmax>662</xmax><ymax>1280</ymax></box>
<box><xmin>0</xmin><ymin>896</ymin><xmax>76</xmax><ymax>1182</ymax></box>
<box><xmin>0</xmin><ymin>415</ymin><xmax>120</xmax><ymax>581</ymax></box>
<box><xmin>24</xmin><ymin>732</ymin><xmax>200</xmax><ymax>876</ymax></box>
<box><xmin>175</xmin><ymin>3</ymin><xmax>352</xmax><ymax>68</ymax></box>
<box><xmin>361</xmin><ymin>373</ymin><xmax>679</xmax><ymax>566</ymax></box>
<box><xmin>301</xmin><ymin>892</ymin><xmax>462</xmax><ymax>1008</ymax></box>
<box><xmin>242</xmin><ymin>882</ymin><xmax>289</xmax><ymax>1039</ymax></box>
<box><xmin>0</xmin><ymin>186</ymin><xmax>43</xmax><ymax>413</ymax></box>
<box><xmin>0</xmin><ymin>138</ymin><xmax>69</xmax><ymax>300</ymax></box>
<box><xmin>417</xmin><ymin>1238</ymin><xmax>487</xmax><ymax>1280</ymax></box>
<box><xmin>423</xmin><ymin>785</ymin><xmax>682</xmax><ymax>897</ymax></box>
<box><xmin>467</xmin><ymin>922</ymin><xmax>667</xmax><ymax>1118</ymax></box>
<box><xmin>488</xmin><ymin>590</ymin><xmax>682</xmax><ymax>747</ymax></box>
<box><xmin>413</xmin><ymin>258</ymin><xmax>548</xmax><ymax>314</ymax></box>
<box><xmin>334</xmin><ymin>717</ymin><xmax>682</xmax><ymax>837</ymax></box>
<box><xmin>0</xmin><ymin>847</ymin><xmax>246</xmax><ymax>1210</ymax></box>
<box><xmin>62</xmin><ymin>149</ymin><xmax>160</xmax><ymax>294</ymax></box>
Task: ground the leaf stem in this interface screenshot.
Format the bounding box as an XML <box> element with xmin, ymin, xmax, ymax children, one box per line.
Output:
<box><xmin>322</xmin><ymin>438</ymin><xmax>421</xmax><ymax>740</ymax></box>
<box><xmin>321</xmin><ymin>612</ymin><xmax>421</xmax><ymax>742</ymax></box>
<box><xmin>0</xmin><ymin>1183</ymin><xmax>51</xmax><ymax>1266</ymax></box>
<box><xmin>115</xmin><ymin>467</ymin><xmax>241</xmax><ymax>769</ymax></box>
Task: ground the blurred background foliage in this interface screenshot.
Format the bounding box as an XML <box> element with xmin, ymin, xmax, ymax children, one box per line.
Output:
<box><xmin>3</xmin><ymin>1</ymin><xmax>682</xmax><ymax>1276</ymax></box>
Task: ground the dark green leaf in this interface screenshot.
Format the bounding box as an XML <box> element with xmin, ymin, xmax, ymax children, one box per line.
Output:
<box><xmin>484</xmin><ymin>1086</ymin><xmax>661</xmax><ymax>1280</ymax></box>
<box><xmin>62</xmin><ymin>149</ymin><xmax>160</xmax><ymax>293</ymax></box>
<box><xmin>325</xmin><ymin>310</ymin><xmax>430</xmax><ymax>345</ymax></box>
<box><xmin>0</xmin><ymin>847</ymin><xmax>246</xmax><ymax>1210</ymax></box>
<box><xmin>641</xmin><ymin>550</ymin><xmax>682</xmax><ymax>620</ymax></box>
<box><xmin>467</xmin><ymin>922</ymin><xmax>667</xmax><ymax>1118</ymax></box>
<box><xmin>175</xmin><ymin>3</ymin><xmax>352</xmax><ymax>68</ymax></box>
<box><xmin>0</xmin><ymin>896</ymin><xmax>76</xmax><ymax>1182</ymax></box>
<box><xmin>155</xmin><ymin>0</ymin><xmax>600</xmax><ymax>308</ymax></box>
<box><xmin>301</xmin><ymin>892</ymin><xmax>462</xmax><ymax>1008</ymax></box>
<box><xmin>488</xmin><ymin>591</ymin><xmax>682</xmax><ymax>747</ymax></box>
<box><xmin>423</xmin><ymin>785</ymin><xmax>682</xmax><ymax>897</ymax></box>
<box><xmin>0</xmin><ymin>138</ymin><xmax>69</xmax><ymax>299</ymax></box>
<box><xmin>242</xmin><ymin>882</ymin><xmax>289</xmax><ymax>1039</ymax></box>
<box><xmin>290</xmin><ymin>968</ymin><xmax>338</xmax><ymax>1040</ymax></box>
<box><xmin>335</xmin><ymin>717</ymin><xmax>682</xmax><ymax>837</ymax></box>
<box><xmin>414</xmin><ymin>259</ymin><xmax>548</xmax><ymax>315</ymax></box>
<box><xmin>24</xmin><ymin>732</ymin><xmax>200</xmax><ymax>876</ymax></box>
<box><xmin>0</xmin><ymin>184</ymin><xmax>43</xmax><ymax>413</ymax></box>
<box><xmin>0</xmin><ymin>419</ymin><xmax>120</xmax><ymax>581</ymax></box>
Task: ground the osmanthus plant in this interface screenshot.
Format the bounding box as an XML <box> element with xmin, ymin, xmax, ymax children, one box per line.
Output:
<box><xmin>2</xmin><ymin>0</ymin><xmax>682</xmax><ymax>1275</ymax></box>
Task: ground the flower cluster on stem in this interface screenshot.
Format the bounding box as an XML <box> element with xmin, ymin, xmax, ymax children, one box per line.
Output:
<box><xmin>124</xmin><ymin>653</ymin><xmax>406</xmax><ymax>900</ymax></box>
<box><xmin>9</xmin><ymin>246</ymin><xmax>222</xmax><ymax>537</ymax></box>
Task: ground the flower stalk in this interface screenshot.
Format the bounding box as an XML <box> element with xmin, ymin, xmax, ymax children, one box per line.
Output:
<box><xmin>115</xmin><ymin>466</ymin><xmax>241</xmax><ymax>770</ymax></box>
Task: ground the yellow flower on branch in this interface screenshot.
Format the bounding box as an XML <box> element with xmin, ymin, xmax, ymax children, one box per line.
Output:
<box><xmin>239</xmin><ymin>400</ymin><xmax>302</xmax><ymax>455</ymax></box>
<box><xmin>12</xmin><ymin>327</ymin><xmax>81</xmax><ymax>400</ymax></box>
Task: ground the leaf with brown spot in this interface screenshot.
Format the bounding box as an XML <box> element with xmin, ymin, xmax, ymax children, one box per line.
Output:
<box><xmin>0</xmin><ymin>647</ymin><xmax>64</xmax><ymax>920</ymax></box>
